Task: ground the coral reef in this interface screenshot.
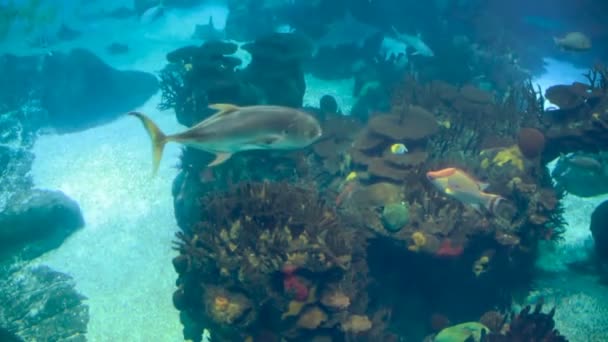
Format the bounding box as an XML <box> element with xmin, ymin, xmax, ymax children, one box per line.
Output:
<box><xmin>160</xmin><ymin>33</ymin><xmax>312</xmax><ymax>127</ymax></box>
<box><xmin>159</xmin><ymin>41</ymin><xmax>257</xmax><ymax>127</ymax></box>
<box><xmin>329</xmin><ymin>75</ymin><xmax>564</xmax><ymax>260</ymax></box>
<box><xmin>542</xmin><ymin>65</ymin><xmax>608</xmax><ymax>161</ymax></box>
<box><xmin>480</xmin><ymin>302</ymin><xmax>568</xmax><ymax>341</ymax></box>
<box><xmin>167</xmin><ymin>72</ymin><xmax>576</xmax><ymax>340</ymax></box>
<box><xmin>172</xmin><ymin>181</ymin><xmax>375</xmax><ymax>341</ymax></box>
<box><xmin>160</xmin><ymin>25</ymin><xmax>600</xmax><ymax>339</ymax></box>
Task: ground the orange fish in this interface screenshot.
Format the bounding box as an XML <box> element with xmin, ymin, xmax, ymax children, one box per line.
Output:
<box><xmin>426</xmin><ymin>167</ymin><xmax>503</xmax><ymax>214</ymax></box>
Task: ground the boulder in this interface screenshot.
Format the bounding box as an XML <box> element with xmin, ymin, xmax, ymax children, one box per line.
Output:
<box><xmin>591</xmin><ymin>200</ymin><xmax>608</xmax><ymax>260</ymax></box>
<box><xmin>0</xmin><ymin>189</ymin><xmax>84</xmax><ymax>261</ymax></box>
<box><xmin>0</xmin><ymin>265</ymin><xmax>89</xmax><ymax>341</ymax></box>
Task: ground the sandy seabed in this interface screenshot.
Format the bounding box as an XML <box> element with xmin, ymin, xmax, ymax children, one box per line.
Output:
<box><xmin>31</xmin><ymin>93</ymin><xmax>185</xmax><ymax>341</ymax></box>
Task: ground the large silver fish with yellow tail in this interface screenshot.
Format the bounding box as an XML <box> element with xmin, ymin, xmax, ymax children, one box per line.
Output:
<box><xmin>130</xmin><ymin>104</ymin><xmax>322</xmax><ymax>174</ymax></box>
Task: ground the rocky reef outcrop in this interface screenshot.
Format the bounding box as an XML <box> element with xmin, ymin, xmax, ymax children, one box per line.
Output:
<box><xmin>542</xmin><ymin>65</ymin><xmax>608</xmax><ymax>161</ymax></box>
<box><xmin>0</xmin><ymin>265</ymin><xmax>89</xmax><ymax>341</ymax></box>
<box><xmin>1</xmin><ymin>104</ymin><xmax>84</xmax><ymax>264</ymax></box>
<box><xmin>159</xmin><ymin>33</ymin><xmax>311</xmax><ymax>127</ymax></box>
<box><xmin>172</xmin><ymin>181</ymin><xmax>381</xmax><ymax>341</ymax></box>
<box><xmin>0</xmin><ymin>189</ymin><xmax>84</xmax><ymax>261</ymax></box>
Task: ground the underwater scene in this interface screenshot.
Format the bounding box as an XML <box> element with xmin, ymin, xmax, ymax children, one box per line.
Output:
<box><xmin>1</xmin><ymin>0</ymin><xmax>608</xmax><ymax>341</ymax></box>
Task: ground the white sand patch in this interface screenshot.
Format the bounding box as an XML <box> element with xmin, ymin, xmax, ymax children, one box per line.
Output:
<box><xmin>31</xmin><ymin>93</ymin><xmax>185</xmax><ymax>341</ymax></box>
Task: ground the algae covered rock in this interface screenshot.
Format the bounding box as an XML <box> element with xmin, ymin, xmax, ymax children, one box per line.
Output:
<box><xmin>0</xmin><ymin>265</ymin><xmax>89</xmax><ymax>341</ymax></box>
<box><xmin>591</xmin><ymin>200</ymin><xmax>608</xmax><ymax>260</ymax></box>
<box><xmin>381</xmin><ymin>201</ymin><xmax>409</xmax><ymax>232</ymax></box>
<box><xmin>0</xmin><ymin>189</ymin><xmax>84</xmax><ymax>261</ymax></box>
<box><xmin>434</xmin><ymin>322</ymin><xmax>489</xmax><ymax>342</ymax></box>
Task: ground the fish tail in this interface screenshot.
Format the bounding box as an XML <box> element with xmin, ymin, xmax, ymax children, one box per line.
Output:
<box><xmin>129</xmin><ymin>111</ymin><xmax>168</xmax><ymax>175</ymax></box>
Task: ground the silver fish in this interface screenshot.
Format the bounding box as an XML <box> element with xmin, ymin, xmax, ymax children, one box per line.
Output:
<box><xmin>554</xmin><ymin>32</ymin><xmax>592</xmax><ymax>52</ymax></box>
<box><xmin>391</xmin><ymin>26</ymin><xmax>434</xmax><ymax>57</ymax></box>
<box><xmin>130</xmin><ymin>104</ymin><xmax>322</xmax><ymax>174</ymax></box>
<box><xmin>140</xmin><ymin>2</ymin><xmax>165</xmax><ymax>24</ymax></box>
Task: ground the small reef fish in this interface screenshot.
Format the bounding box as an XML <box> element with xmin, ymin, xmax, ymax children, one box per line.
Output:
<box><xmin>391</xmin><ymin>27</ymin><xmax>434</xmax><ymax>57</ymax></box>
<box><xmin>553</xmin><ymin>32</ymin><xmax>591</xmax><ymax>52</ymax></box>
<box><xmin>344</xmin><ymin>171</ymin><xmax>358</xmax><ymax>182</ymax></box>
<box><xmin>426</xmin><ymin>167</ymin><xmax>503</xmax><ymax>214</ymax></box>
<box><xmin>130</xmin><ymin>104</ymin><xmax>322</xmax><ymax>174</ymax></box>
<box><xmin>563</xmin><ymin>153</ymin><xmax>603</xmax><ymax>173</ymax></box>
<box><xmin>390</xmin><ymin>143</ymin><xmax>408</xmax><ymax>154</ymax></box>
<box><xmin>140</xmin><ymin>1</ymin><xmax>165</xmax><ymax>24</ymax></box>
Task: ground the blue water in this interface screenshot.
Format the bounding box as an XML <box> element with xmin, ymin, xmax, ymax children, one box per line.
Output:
<box><xmin>1</xmin><ymin>1</ymin><xmax>608</xmax><ymax>341</ymax></box>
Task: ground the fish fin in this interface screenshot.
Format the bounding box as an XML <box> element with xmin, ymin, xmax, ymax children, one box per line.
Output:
<box><xmin>470</xmin><ymin>203</ymin><xmax>482</xmax><ymax>214</ymax></box>
<box><xmin>129</xmin><ymin>111</ymin><xmax>168</xmax><ymax>176</ymax></box>
<box><xmin>252</xmin><ymin>135</ymin><xmax>282</xmax><ymax>146</ymax></box>
<box><xmin>445</xmin><ymin>187</ymin><xmax>455</xmax><ymax>195</ymax></box>
<box><xmin>208</xmin><ymin>152</ymin><xmax>232</xmax><ymax>167</ymax></box>
<box><xmin>209</xmin><ymin>103</ymin><xmax>240</xmax><ymax>115</ymax></box>
<box><xmin>478</xmin><ymin>181</ymin><xmax>490</xmax><ymax>190</ymax></box>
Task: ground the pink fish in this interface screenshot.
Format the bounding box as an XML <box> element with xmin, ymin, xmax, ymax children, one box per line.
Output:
<box><xmin>426</xmin><ymin>167</ymin><xmax>503</xmax><ymax>214</ymax></box>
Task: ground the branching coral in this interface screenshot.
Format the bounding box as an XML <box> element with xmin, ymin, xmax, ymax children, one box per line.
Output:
<box><xmin>173</xmin><ymin>181</ymin><xmax>370</xmax><ymax>341</ymax></box>
<box><xmin>159</xmin><ymin>41</ymin><xmax>255</xmax><ymax>127</ymax></box>
<box><xmin>481</xmin><ymin>302</ymin><xmax>568</xmax><ymax>341</ymax></box>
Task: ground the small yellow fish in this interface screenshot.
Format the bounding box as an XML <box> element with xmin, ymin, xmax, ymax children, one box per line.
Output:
<box><xmin>345</xmin><ymin>171</ymin><xmax>358</xmax><ymax>182</ymax></box>
<box><xmin>426</xmin><ymin>167</ymin><xmax>504</xmax><ymax>214</ymax></box>
<box><xmin>390</xmin><ymin>143</ymin><xmax>408</xmax><ymax>154</ymax></box>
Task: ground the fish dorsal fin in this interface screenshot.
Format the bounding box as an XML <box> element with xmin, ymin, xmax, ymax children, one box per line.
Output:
<box><xmin>195</xmin><ymin>104</ymin><xmax>240</xmax><ymax>128</ymax></box>
<box><xmin>209</xmin><ymin>103</ymin><xmax>240</xmax><ymax>115</ymax></box>
<box><xmin>208</xmin><ymin>152</ymin><xmax>232</xmax><ymax>167</ymax></box>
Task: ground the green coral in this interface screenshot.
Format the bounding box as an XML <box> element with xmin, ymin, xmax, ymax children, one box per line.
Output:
<box><xmin>434</xmin><ymin>322</ymin><xmax>489</xmax><ymax>342</ymax></box>
<box><xmin>381</xmin><ymin>201</ymin><xmax>409</xmax><ymax>232</ymax></box>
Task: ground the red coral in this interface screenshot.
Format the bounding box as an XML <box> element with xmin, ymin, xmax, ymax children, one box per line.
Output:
<box><xmin>282</xmin><ymin>266</ymin><xmax>309</xmax><ymax>301</ymax></box>
<box><xmin>435</xmin><ymin>239</ymin><xmax>464</xmax><ymax>257</ymax></box>
<box><xmin>517</xmin><ymin>127</ymin><xmax>545</xmax><ymax>159</ymax></box>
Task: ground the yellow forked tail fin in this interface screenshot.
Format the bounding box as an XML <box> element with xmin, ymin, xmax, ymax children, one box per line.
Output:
<box><xmin>129</xmin><ymin>111</ymin><xmax>167</xmax><ymax>175</ymax></box>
